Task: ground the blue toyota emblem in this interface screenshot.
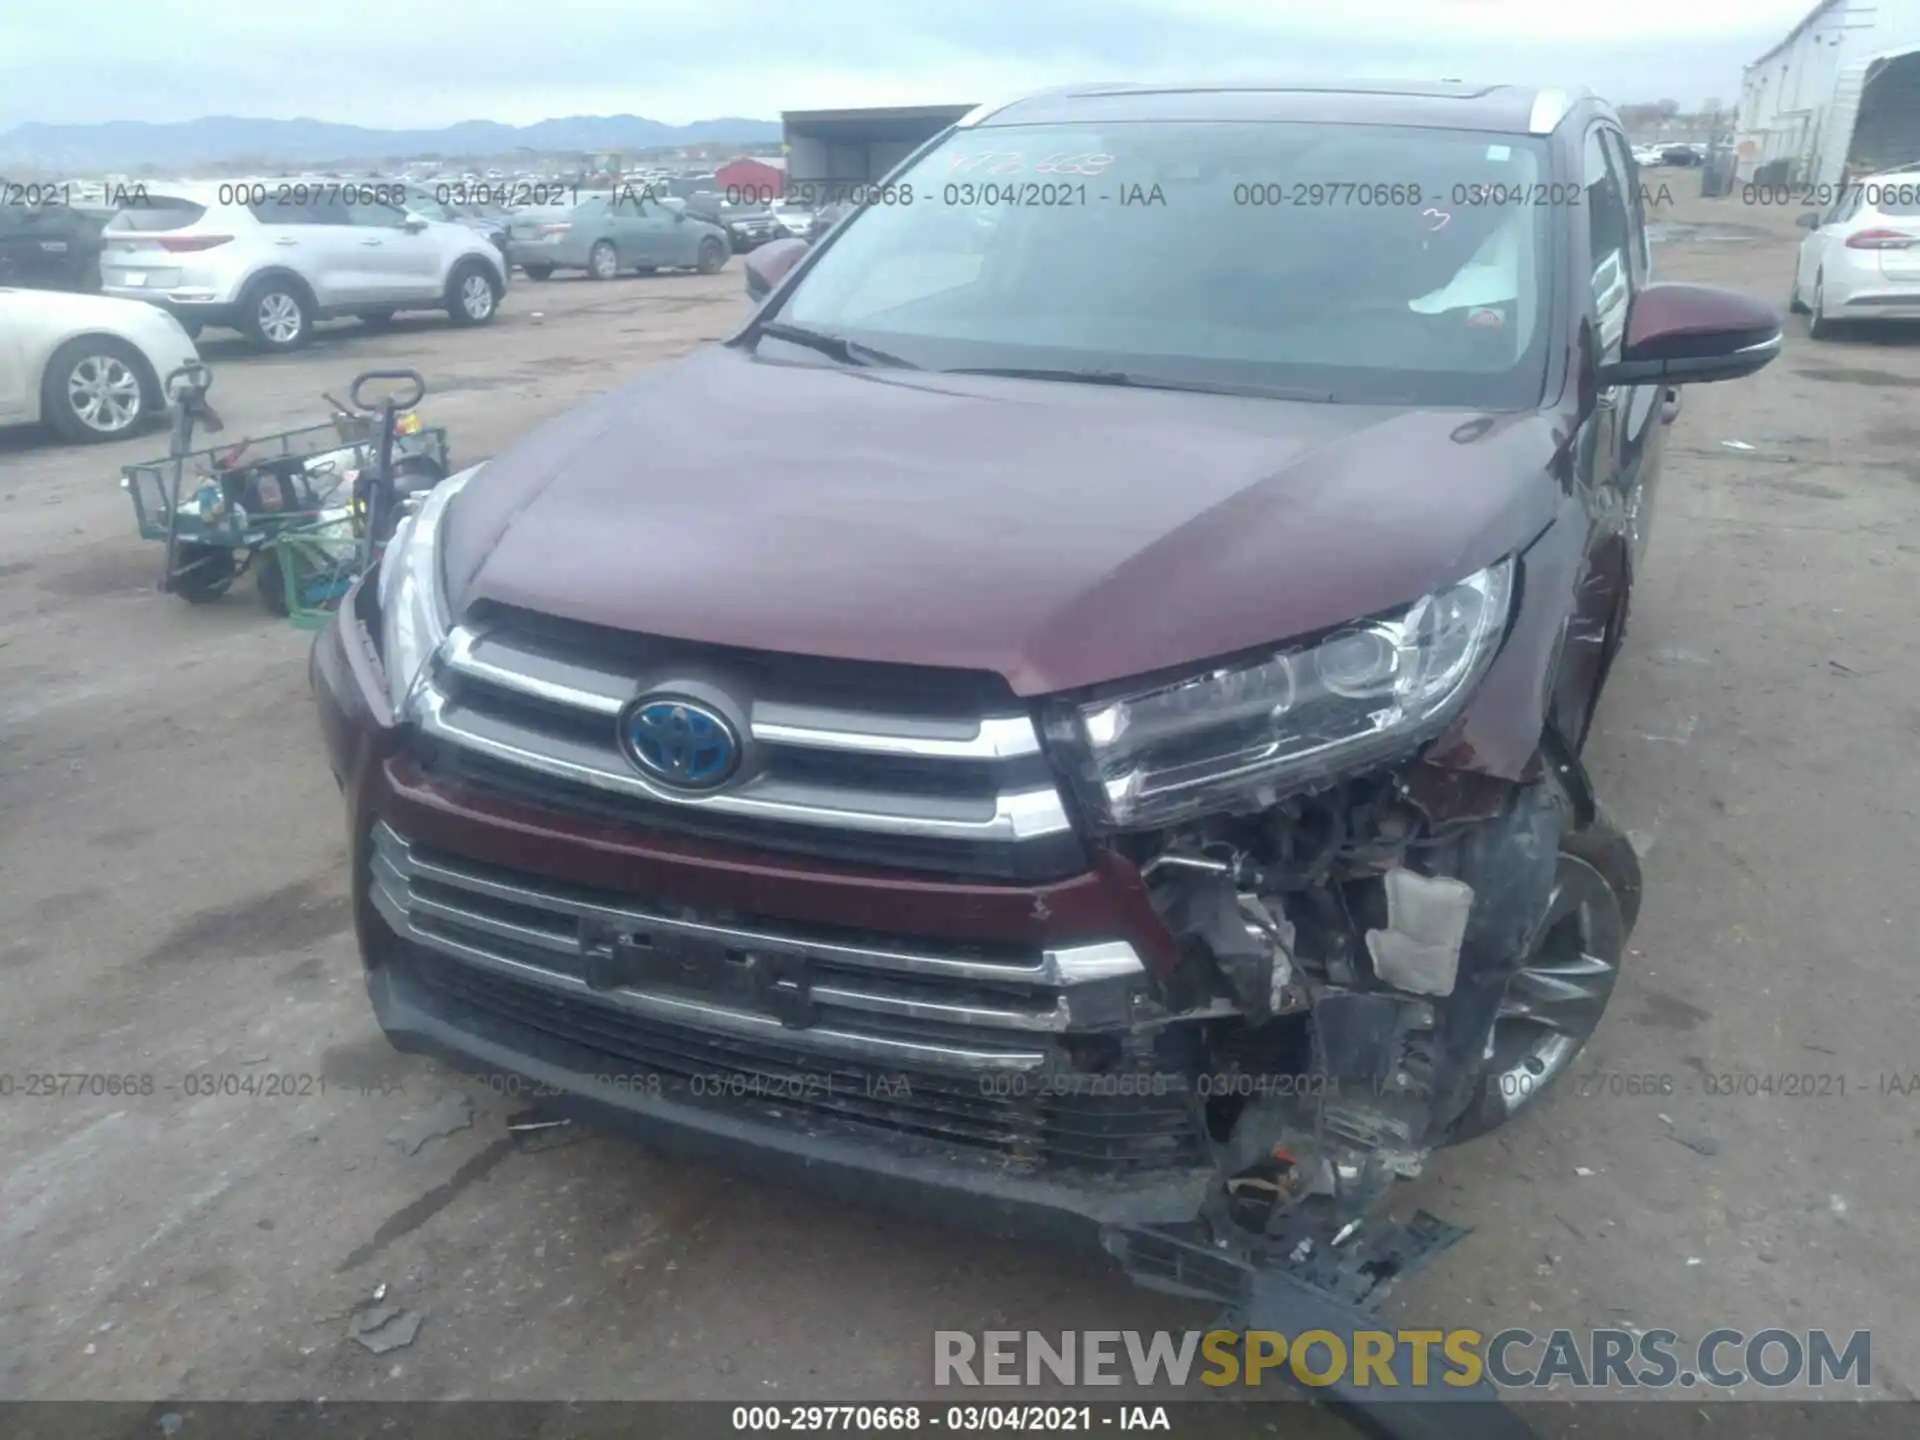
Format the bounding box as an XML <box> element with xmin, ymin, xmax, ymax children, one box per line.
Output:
<box><xmin>621</xmin><ymin>696</ymin><xmax>740</xmax><ymax>789</ymax></box>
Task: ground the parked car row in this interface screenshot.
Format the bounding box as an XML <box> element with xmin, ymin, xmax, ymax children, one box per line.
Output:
<box><xmin>1</xmin><ymin>175</ymin><xmax>755</xmax><ymax>446</ymax></box>
<box><xmin>3</xmin><ymin>177</ymin><xmax>738</xmax><ymax>303</ymax></box>
<box><xmin>1630</xmin><ymin>142</ymin><xmax>1708</xmax><ymax>168</ymax></box>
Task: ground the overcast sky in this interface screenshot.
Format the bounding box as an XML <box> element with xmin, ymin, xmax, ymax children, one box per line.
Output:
<box><xmin>0</xmin><ymin>0</ymin><xmax>1816</xmax><ymax>131</ymax></box>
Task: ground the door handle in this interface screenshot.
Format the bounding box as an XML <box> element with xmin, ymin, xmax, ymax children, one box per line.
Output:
<box><xmin>361</xmin><ymin>239</ymin><xmax>384</xmax><ymax>247</ymax></box>
<box><xmin>273</xmin><ymin>238</ymin><xmax>297</xmax><ymax>247</ymax></box>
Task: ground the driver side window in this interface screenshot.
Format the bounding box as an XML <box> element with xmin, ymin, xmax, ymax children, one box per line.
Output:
<box><xmin>1601</xmin><ymin>131</ymin><xmax>1650</xmax><ymax>285</ymax></box>
<box><xmin>1584</xmin><ymin>129</ymin><xmax>1633</xmax><ymax>352</ymax></box>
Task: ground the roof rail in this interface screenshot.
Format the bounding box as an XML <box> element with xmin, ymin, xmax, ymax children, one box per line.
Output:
<box><xmin>955</xmin><ymin>82</ymin><xmax>1141</xmax><ymax>128</ymax></box>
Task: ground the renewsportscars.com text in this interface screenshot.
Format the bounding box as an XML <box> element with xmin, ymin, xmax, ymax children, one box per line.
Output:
<box><xmin>933</xmin><ymin>1328</ymin><xmax>1871</xmax><ymax>1391</ymax></box>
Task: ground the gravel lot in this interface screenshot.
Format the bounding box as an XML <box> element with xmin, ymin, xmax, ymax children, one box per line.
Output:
<box><xmin>2</xmin><ymin>197</ymin><xmax>1916</xmax><ymax>1426</ymax></box>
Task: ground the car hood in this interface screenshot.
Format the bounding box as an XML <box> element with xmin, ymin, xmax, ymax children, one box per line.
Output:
<box><xmin>442</xmin><ymin>344</ymin><xmax>1562</xmax><ymax>697</ymax></box>
<box><xmin>0</xmin><ymin>286</ymin><xmax>164</xmax><ymax>324</ymax></box>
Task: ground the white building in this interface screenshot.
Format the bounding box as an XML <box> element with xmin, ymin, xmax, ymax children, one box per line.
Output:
<box><xmin>1735</xmin><ymin>0</ymin><xmax>1920</xmax><ymax>185</ymax></box>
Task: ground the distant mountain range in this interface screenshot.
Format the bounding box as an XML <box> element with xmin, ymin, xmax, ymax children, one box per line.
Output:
<box><xmin>0</xmin><ymin>115</ymin><xmax>783</xmax><ymax>171</ymax></box>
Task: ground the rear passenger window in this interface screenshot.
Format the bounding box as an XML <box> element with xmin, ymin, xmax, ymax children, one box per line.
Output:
<box><xmin>249</xmin><ymin>197</ymin><xmax>349</xmax><ymax>226</ymax></box>
<box><xmin>345</xmin><ymin>200</ymin><xmax>407</xmax><ymax>227</ymax></box>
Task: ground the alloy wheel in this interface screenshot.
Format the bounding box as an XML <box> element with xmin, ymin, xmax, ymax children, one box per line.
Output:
<box><xmin>258</xmin><ymin>292</ymin><xmax>303</xmax><ymax>344</ymax></box>
<box><xmin>460</xmin><ymin>272</ymin><xmax>494</xmax><ymax>319</ymax></box>
<box><xmin>66</xmin><ymin>353</ymin><xmax>142</xmax><ymax>434</ymax></box>
<box><xmin>1484</xmin><ymin>853</ymin><xmax>1625</xmax><ymax>1118</ymax></box>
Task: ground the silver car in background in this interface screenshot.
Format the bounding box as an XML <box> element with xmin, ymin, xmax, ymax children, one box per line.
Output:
<box><xmin>98</xmin><ymin>183</ymin><xmax>508</xmax><ymax>351</ymax></box>
<box><xmin>507</xmin><ymin>191</ymin><xmax>731</xmax><ymax>281</ymax></box>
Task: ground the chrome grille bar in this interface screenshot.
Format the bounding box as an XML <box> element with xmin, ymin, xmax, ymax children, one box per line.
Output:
<box><xmin>369</xmin><ymin>825</ymin><xmax>1147</xmax><ymax>1070</ymax></box>
<box><xmin>414</xmin><ymin>683</ymin><xmax>1073</xmax><ymax>843</ymax></box>
<box><xmin>441</xmin><ymin>624</ymin><xmax>1047</xmax><ymax>760</ymax></box>
<box><xmin>386</xmin><ymin>912</ymin><xmax>1049</xmax><ymax>1073</ymax></box>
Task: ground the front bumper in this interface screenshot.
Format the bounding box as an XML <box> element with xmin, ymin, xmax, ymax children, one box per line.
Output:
<box><xmin>311</xmin><ymin>592</ymin><xmax>1214</xmax><ymax>1243</ymax></box>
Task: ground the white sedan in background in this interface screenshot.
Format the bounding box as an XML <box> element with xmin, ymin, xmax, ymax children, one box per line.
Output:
<box><xmin>1791</xmin><ymin>166</ymin><xmax>1920</xmax><ymax>337</ymax></box>
<box><xmin>0</xmin><ymin>286</ymin><xmax>200</xmax><ymax>443</ymax></box>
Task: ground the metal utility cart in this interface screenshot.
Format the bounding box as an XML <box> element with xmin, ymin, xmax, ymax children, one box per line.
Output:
<box><xmin>269</xmin><ymin>370</ymin><xmax>445</xmax><ymax>630</ymax></box>
<box><xmin>120</xmin><ymin>365</ymin><xmax>447</xmax><ymax>614</ymax></box>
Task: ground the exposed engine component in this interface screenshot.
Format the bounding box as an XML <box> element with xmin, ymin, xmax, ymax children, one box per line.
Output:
<box><xmin>1365</xmin><ymin>868</ymin><xmax>1475</xmax><ymax>997</ymax></box>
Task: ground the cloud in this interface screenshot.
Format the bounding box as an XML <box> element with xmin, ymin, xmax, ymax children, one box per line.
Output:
<box><xmin>0</xmin><ymin>0</ymin><xmax>1808</xmax><ymax>130</ymax></box>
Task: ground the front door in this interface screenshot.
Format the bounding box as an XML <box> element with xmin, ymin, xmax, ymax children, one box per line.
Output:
<box><xmin>1558</xmin><ymin>123</ymin><xmax>1650</xmax><ymax>747</ymax></box>
<box><xmin>344</xmin><ymin>198</ymin><xmax>442</xmax><ymax>305</ymax></box>
<box><xmin>610</xmin><ymin>191</ymin><xmax>678</xmax><ymax>266</ymax></box>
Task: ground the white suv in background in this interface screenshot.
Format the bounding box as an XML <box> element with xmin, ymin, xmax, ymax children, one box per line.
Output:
<box><xmin>99</xmin><ymin>185</ymin><xmax>508</xmax><ymax>352</ymax></box>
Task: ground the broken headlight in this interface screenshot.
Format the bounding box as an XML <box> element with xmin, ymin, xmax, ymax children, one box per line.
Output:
<box><xmin>1047</xmin><ymin>559</ymin><xmax>1514</xmax><ymax>828</ymax></box>
<box><xmin>376</xmin><ymin>463</ymin><xmax>480</xmax><ymax>717</ymax></box>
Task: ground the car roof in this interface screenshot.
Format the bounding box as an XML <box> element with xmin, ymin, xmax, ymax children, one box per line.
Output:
<box><xmin>963</xmin><ymin>81</ymin><xmax>1602</xmax><ymax>136</ymax></box>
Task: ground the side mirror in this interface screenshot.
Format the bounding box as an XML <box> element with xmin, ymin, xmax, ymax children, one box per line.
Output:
<box><xmin>673</xmin><ymin>210</ymin><xmax>687</xmax><ymax>223</ymax></box>
<box><xmin>1796</xmin><ymin>211</ymin><xmax>1821</xmax><ymax>230</ymax></box>
<box><xmin>1595</xmin><ymin>282</ymin><xmax>1782</xmax><ymax>387</ymax></box>
<box><xmin>743</xmin><ymin>237</ymin><xmax>807</xmax><ymax>302</ymax></box>
<box><xmin>402</xmin><ymin>213</ymin><xmax>429</xmax><ymax>232</ymax></box>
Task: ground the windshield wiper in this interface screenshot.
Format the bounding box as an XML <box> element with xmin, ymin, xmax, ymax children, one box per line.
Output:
<box><xmin>942</xmin><ymin>367</ymin><xmax>1336</xmax><ymax>402</ymax></box>
<box><xmin>755</xmin><ymin>321</ymin><xmax>919</xmax><ymax>370</ymax></box>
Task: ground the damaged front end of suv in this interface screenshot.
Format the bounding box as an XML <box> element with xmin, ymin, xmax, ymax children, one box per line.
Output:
<box><xmin>1040</xmin><ymin>551</ymin><xmax>1641</xmax><ymax>1270</ymax></box>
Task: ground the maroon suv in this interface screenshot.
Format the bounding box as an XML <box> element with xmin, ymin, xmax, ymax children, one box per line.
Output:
<box><xmin>313</xmin><ymin>82</ymin><xmax>1778</xmax><ymax>1263</ymax></box>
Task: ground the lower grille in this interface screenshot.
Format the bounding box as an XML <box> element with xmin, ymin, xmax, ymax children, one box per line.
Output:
<box><xmin>399</xmin><ymin>948</ymin><xmax>1204</xmax><ymax>1170</ymax></box>
<box><xmin>369</xmin><ymin>823</ymin><xmax>1207</xmax><ymax>1172</ymax></box>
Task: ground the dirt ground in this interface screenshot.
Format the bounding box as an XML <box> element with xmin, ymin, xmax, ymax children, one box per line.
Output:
<box><xmin>2</xmin><ymin>193</ymin><xmax>1917</xmax><ymax>1425</ymax></box>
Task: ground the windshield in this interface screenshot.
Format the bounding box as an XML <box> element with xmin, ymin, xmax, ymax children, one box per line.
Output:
<box><xmin>769</xmin><ymin>121</ymin><xmax>1555</xmax><ymax>407</ymax></box>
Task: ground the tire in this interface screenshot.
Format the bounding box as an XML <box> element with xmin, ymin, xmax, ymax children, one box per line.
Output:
<box><xmin>1442</xmin><ymin>820</ymin><xmax>1636</xmax><ymax>1146</ymax></box>
<box><xmin>1562</xmin><ymin>807</ymin><xmax>1643</xmax><ymax>936</ymax></box>
<box><xmin>42</xmin><ymin>335</ymin><xmax>154</xmax><ymax>444</ymax></box>
<box><xmin>695</xmin><ymin>236</ymin><xmax>727</xmax><ymax>274</ymax></box>
<box><xmin>240</xmin><ymin>276</ymin><xmax>313</xmax><ymax>352</ymax></box>
<box><xmin>1809</xmin><ymin>271</ymin><xmax>1836</xmax><ymax>339</ymax></box>
<box><xmin>169</xmin><ymin>544</ymin><xmax>236</xmax><ymax>603</ymax></box>
<box><xmin>523</xmin><ymin>264</ymin><xmax>553</xmax><ymax>281</ymax></box>
<box><xmin>587</xmin><ymin>241</ymin><xmax>618</xmax><ymax>281</ymax></box>
<box><xmin>445</xmin><ymin>259</ymin><xmax>500</xmax><ymax>326</ymax></box>
<box><xmin>255</xmin><ymin>548</ymin><xmax>290</xmax><ymax>616</ymax></box>
<box><xmin>358</xmin><ymin>311</ymin><xmax>396</xmax><ymax>330</ymax></box>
